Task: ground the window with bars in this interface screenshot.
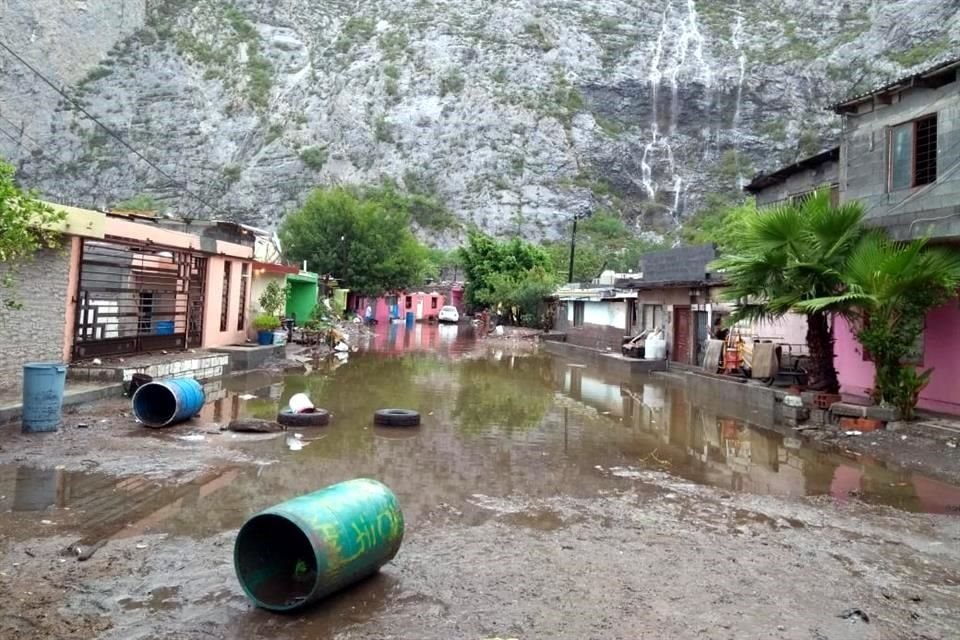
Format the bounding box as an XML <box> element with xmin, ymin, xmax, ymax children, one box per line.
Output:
<box><xmin>220</xmin><ymin>261</ymin><xmax>232</xmax><ymax>332</ymax></box>
<box><xmin>237</xmin><ymin>263</ymin><xmax>249</xmax><ymax>331</ymax></box>
<box><xmin>889</xmin><ymin>114</ymin><xmax>938</xmax><ymax>191</ymax></box>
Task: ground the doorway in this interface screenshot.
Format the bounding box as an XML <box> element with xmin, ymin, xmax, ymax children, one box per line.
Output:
<box><xmin>673</xmin><ymin>306</ymin><xmax>691</xmax><ymax>364</ymax></box>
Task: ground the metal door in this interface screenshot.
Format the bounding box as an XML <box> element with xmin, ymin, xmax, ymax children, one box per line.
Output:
<box><xmin>72</xmin><ymin>239</ymin><xmax>206</xmax><ymax>359</ymax></box>
<box><xmin>673</xmin><ymin>306</ymin><xmax>691</xmax><ymax>364</ymax></box>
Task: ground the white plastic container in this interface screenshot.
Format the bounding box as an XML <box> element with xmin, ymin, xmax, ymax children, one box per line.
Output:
<box><xmin>289</xmin><ymin>393</ymin><xmax>314</xmax><ymax>413</ymax></box>
<box><xmin>644</xmin><ymin>334</ymin><xmax>666</xmax><ymax>360</ymax></box>
<box><xmin>272</xmin><ymin>330</ymin><xmax>288</xmax><ymax>346</ymax></box>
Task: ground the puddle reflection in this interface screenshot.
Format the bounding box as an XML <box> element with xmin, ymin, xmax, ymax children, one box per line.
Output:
<box><xmin>3</xmin><ymin>337</ymin><xmax>958</xmax><ymax>547</ymax></box>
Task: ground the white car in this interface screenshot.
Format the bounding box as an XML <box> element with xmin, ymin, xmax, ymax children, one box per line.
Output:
<box><xmin>438</xmin><ymin>305</ymin><xmax>460</xmax><ymax>323</ymax></box>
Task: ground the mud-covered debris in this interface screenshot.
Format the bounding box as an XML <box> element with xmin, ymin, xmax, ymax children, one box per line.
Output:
<box><xmin>838</xmin><ymin>608</ymin><xmax>869</xmax><ymax>623</ymax></box>
<box><xmin>64</xmin><ymin>540</ymin><xmax>106</xmax><ymax>562</ymax></box>
<box><xmin>227</xmin><ymin>419</ymin><xmax>284</xmax><ymax>433</ymax></box>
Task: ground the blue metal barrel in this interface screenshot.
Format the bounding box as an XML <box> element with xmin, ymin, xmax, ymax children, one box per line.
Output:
<box><xmin>405</xmin><ymin>311</ymin><xmax>415</xmax><ymax>327</ymax></box>
<box><xmin>234</xmin><ymin>478</ymin><xmax>404</xmax><ymax>612</ymax></box>
<box><xmin>22</xmin><ymin>363</ymin><xmax>68</xmax><ymax>433</ymax></box>
<box><xmin>131</xmin><ymin>378</ymin><xmax>205</xmax><ymax>428</ymax></box>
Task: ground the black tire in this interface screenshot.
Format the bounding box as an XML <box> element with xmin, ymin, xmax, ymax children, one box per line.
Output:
<box><xmin>277</xmin><ymin>408</ymin><xmax>331</xmax><ymax>427</ymax></box>
<box><xmin>373</xmin><ymin>409</ymin><xmax>421</xmax><ymax>427</ymax></box>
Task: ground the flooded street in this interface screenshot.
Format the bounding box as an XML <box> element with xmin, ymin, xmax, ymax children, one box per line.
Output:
<box><xmin>1</xmin><ymin>325</ymin><xmax>959</xmax><ymax>639</ymax></box>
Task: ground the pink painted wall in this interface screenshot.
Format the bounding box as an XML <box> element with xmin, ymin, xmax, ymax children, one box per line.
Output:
<box><xmin>354</xmin><ymin>292</ymin><xmax>446</xmax><ymax>323</ymax></box>
<box><xmin>203</xmin><ymin>258</ymin><xmax>253</xmax><ymax>348</ymax></box>
<box><xmin>747</xmin><ymin>313</ymin><xmax>808</xmax><ymax>349</ymax></box>
<box><xmin>835</xmin><ymin>303</ymin><xmax>960</xmax><ymax>415</ymax></box>
<box><xmin>408</xmin><ymin>292</ymin><xmax>445</xmax><ymax>320</ymax></box>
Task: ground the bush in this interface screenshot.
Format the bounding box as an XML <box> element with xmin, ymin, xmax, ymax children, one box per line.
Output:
<box><xmin>253</xmin><ymin>314</ymin><xmax>281</xmax><ymax>331</ymax></box>
<box><xmin>258</xmin><ymin>280</ymin><xmax>290</xmax><ymax>317</ymax></box>
<box><xmin>300</xmin><ymin>146</ymin><xmax>328</xmax><ymax>171</ymax></box>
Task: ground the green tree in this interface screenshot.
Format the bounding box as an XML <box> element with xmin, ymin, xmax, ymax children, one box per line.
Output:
<box><xmin>280</xmin><ymin>186</ymin><xmax>429</xmax><ymax>296</ymax></box>
<box><xmin>799</xmin><ymin>233</ymin><xmax>960</xmax><ymax>418</ymax></box>
<box><xmin>713</xmin><ymin>189</ymin><xmax>865</xmax><ymax>393</ymax></box>
<box><xmin>0</xmin><ymin>160</ymin><xmax>65</xmax><ymax>310</ymax></box>
<box><xmin>681</xmin><ymin>196</ymin><xmax>756</xmax><ymax>252</ymax></box>
<box><xmin>458</xmin><ymin>232</ymin><xmax>553</xmax><ymax>308</ymax></box>
<box><xmin>545</xmin><ymin>211</ymin><xmax>662</xmax><ymax>282</ymax></box>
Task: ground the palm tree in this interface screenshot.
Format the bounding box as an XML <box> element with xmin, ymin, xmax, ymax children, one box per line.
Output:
<box><xmin>798</xmin><ymin>232</ymin><xmax>960</xmax><ymax>417</ymax></box>
<box><xmin>713</xmin><ymin>190</ymin><xmax>865</xmax><ymax>393</ymax></box>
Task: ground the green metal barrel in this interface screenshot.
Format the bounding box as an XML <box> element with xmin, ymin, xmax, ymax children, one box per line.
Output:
<box><xmin>234</xmin><ymin>478</ymin><xmax>404</xmax><ymax>612</ymax></box>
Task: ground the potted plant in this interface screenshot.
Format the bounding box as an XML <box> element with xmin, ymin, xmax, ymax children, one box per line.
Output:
<box><xmin>254</xmin><ymin>314</ymin><xmax>281</xmax><ymax>345</ymax></box>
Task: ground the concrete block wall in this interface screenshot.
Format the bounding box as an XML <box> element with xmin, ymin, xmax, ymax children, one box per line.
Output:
<box><xmin>841</xmin><ymin>87</ymin><xmax>960</xmax><ymax>238</ymax></box>
<box><xmin>121</xmin><ymin>354</ymin><xmax>230</xmax><ymax>382</ymax></box>
<box><xmin>0</xmin><ymin>249</ymin><xmax>71</xmax><ymax>394</ymax></box>
<box><xmin>564</xmin><ymin>323</ymin><xmax>627</xmax><ymax>351</ymax></box>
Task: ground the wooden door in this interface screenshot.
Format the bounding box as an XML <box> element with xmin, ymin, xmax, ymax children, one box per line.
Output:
<box><xmin>673</xmin><ymin>306</ymin><xmax>691</xmax><ymax>363</ymax></box>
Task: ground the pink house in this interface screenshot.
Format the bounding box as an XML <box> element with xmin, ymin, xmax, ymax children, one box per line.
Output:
<box><xmin>350</xmin><ymin>291</ymin><xmax>446</xmax><ymax>323</ymax></box>
<box><xmin>835</xmin><ymin>304</ymin><xmax>960</xmax><ymax>415</ymax></box>
<box><xmin>744</xmin><ymin>59</ymin><xmax>960</xmax><ymax>416</ymax></box>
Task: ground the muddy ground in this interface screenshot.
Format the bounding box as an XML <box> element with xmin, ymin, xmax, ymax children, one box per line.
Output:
<box><xmin>1</xmin><ymin>464</ymin><xmax>958</xmax><ymax>640</ymax></box>
<box><xmin>2</xmin><ymin>334</ymin><xmax>960</xmax><ymax>639</ymax></box>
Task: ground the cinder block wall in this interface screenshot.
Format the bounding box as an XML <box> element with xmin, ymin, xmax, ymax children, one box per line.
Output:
<box><xmin>0</xmin><ymin>249</ymin><xmax>71</xmax><ymax>394</ymax></box>
<box><xmin>565</xmin><ymin>323</ymin><xmax>626</xmax><ymax>351</ymax></box>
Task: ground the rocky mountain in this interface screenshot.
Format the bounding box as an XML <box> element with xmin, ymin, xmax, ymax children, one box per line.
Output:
<box><xmin>1</xmin><ymin>0</ymin><xmax>958</xmax><ymax>246</ymax></box>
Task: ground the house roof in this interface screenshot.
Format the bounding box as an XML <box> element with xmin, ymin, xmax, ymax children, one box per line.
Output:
<box><xmin>744</xmin><ymin>147</ymin><xmax>839</xmax><ymax>194</ymax></box>
<box><xmin>832</xmin><ymin>56</ymin><xmax>960</xmax><ymax>113</ymax></box>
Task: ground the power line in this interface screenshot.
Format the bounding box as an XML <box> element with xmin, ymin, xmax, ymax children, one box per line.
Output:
<box><xmin>0</xmin><ymin>126</ymin><xmax>24</xmax><ymax>148</ymax></box>
<box><xmin>0</xmin><ymin>37</ymin><xmax>228</xmax><ymax>218</ymax></box>
<box><xmin>0</xmin><ymin>111</ymin><xmax>44</xmax><ymax>149</ymax></box>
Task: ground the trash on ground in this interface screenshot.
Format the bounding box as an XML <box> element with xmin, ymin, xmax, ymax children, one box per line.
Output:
<box><xmin>77</xmin><ymin>423</ymin><xmax>90</xmax><ymax>429</ymax></box>
<box><xmin>177</xmin><ymin>434</ymin><xmax>206</xmax><ymax>442</ymax></box>
<box><xmin>227</xmin><ymin>419</ymin><xmax>284</xmax><ymax>433</ymax></box>
<box><xmin>838</xmin><ymin>608</ymin><xmax>870</xmax><ymax>623</ymax></box>
<box><xmin>238</xmin><ymin>394</ymin><xmax>257</xmax><ymax>400</ymax></box>
<box><xmin>286</xmin><ymin>436</ymin><xmax>306</xmax><ymax>451</ymax></box>
<box><xmin>845</xmin><ymin>430</ymin><xmax>863</xmax><ymax>437</ymax></box>
<box><xmin>334</xmin><ymin>341</ymin><xmax>350</xmax><ymax>352</ymax></box>
<box><xmin>783</xmin><ymin>395</ymin><xmax>803</xmax><ymax>408</ymax></box>
<box><xmin>132</xmin><ymin>378</ymin><xmax>205</xmax><ymax>428</ymax></box>
<box><xmin>233</xmin><ymin>479</ymin><xmax>403</xmax><ymax>612</ymax></box>
<box><xmin>288</xmin><ymin>392</ymin><xmax>314</xmax><ymax>414</ymax></box>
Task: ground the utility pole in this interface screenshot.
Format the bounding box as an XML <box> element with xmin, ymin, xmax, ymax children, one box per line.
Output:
<box><xmin>567</xmin><ymin>215</ymin><xmax>578</xmax><ymax>284</ymax></box>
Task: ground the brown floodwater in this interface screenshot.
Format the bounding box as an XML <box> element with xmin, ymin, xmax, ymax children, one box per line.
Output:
<box><xmin>2</xmin><ymin>323</ymin><xmax>957</xmax><ymax>551</ymax></box>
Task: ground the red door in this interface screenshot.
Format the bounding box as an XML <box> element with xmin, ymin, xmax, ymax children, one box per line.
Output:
<box><xmin>673</xmin><ymin>306</ymin><xmax>691</xmax><ymax>363</ymax></box>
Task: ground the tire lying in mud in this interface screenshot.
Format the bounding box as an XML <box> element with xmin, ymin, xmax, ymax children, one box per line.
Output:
<box><xmin>373</xmin><ymin>409</ymin><xmax>421</xmax><ymax>427</ymax></box>
<box><xmin>277</xmin><ymin>408</ymin><xmax>331</xmax><ymax>427</ymax></box>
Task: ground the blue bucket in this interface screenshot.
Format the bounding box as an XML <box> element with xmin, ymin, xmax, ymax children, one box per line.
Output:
<box><xmin>22</xmin><ymin>363</ymin><xmax>68</xmax><ymax>433</ymax></box>
<box><xmin>155</xmin><ymin>320</ymin><xmax>175</xmax><ymax>335</ymax></box>
<box><xmin>132</xmin><ymin>378</ymin><xmax>205</xmax><ymax>428</ymax></box>
<box><xmin>405</xmin><ymin>311</ymin><xmax>415</xmax><ymax>327</ymax></box>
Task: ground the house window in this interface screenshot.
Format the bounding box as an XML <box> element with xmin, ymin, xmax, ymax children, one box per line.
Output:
<box><xmin>573</xmin><ymin>301</ymin><xmax>585</xmax><ymax>327</ymax></box>
<box><xmin>220</xmin><ymin>261</ymin><xmax>232</xmax><ymax>332</ymax></box>
<box><xmin>431</xmin><ymin>297</ymin><xmax>438</xmax><ymax>309</ymax></box>
<box><xmin>405</xmin><ymin>296</ymin><xmax>412</xmax><ymax>309</ymax></box>
<box><xmin>889</xmin><ymin>114</ymin><xmax>938</xmax><ymax>191</ymax></box>
<box><xmin>642</xmin><ymin>304</ymin><xmax>663</xmax><ymax>331</ymax></box>
<box><xmin>237</xmin><ymin>263</ymin><xmax>249</xmax><ymax>331</ymax></box>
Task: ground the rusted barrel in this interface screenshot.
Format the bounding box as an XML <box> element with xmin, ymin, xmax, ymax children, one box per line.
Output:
<box><xmin>234</xmin><ymin>479</ymin><xmax>404</xmax><ymax>611</ymax></box>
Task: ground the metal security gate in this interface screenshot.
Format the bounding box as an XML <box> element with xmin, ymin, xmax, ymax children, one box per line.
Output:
<box><xmin>72</xmin><ymin>240</ymin><xmax>207</xmax><ymax>360</ymax></box>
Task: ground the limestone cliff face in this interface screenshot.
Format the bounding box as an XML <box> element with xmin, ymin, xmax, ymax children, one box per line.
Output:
<box><xmin>1</xmin><ymin>0</ymin><xmax>958</xmax><ymax>246</ymax></box>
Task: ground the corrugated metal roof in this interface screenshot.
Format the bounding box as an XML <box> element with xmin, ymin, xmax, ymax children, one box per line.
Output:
<box><xmin>832</xmin><ymin>55</ymin><xmax>960</xmax><ymax>113</ymax></box>
<box><xmin>744</xmin><ymin>147</ymin><xmax>839</xmax><ymax>194</ymax></box>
